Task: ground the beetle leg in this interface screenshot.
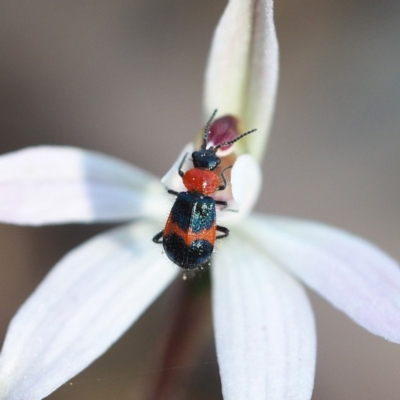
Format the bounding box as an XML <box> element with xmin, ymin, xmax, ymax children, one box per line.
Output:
<box><xmin>152</xmin><ymin>230</ymin><xmax>164</xmax><ymax>244</ymax></box>
<box><xmin>216</xmin><ymin>225</ymin><xmax>230</xmax><ymax>239</ymax></box>
<box><xmin>215</xmin><ymin>200</ymin><xmax>238</xmax><ymax>213</ymax></box>
<box><xmin>167</xmin><ymin>189</ymin><xmax>179</xmax><ymax>196</ymax></box>
<box><xmin>216</xmin><ymin>200</ymin><xmax>228</xmax><ymax>211</ymax></box>
<box><xmin>217</xmin><ymin>166</ymin><xmax>233</xmax><ymax>191</ymax></box>
<box><xmin>178</xmin><ymin>153</ymin><xmax>189</xmax><ymax>177</ymax></box>
<box><xmin>215</xmin><ymin>199</ymin><xmax>228</xmax><ymax>208</ymax></box>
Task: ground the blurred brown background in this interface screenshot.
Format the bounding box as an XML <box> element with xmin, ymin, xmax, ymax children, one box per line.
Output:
<box><xmin>1</xmin><ymin>0</ymin><xmax>400</xmax><ymax>399</ymax></box>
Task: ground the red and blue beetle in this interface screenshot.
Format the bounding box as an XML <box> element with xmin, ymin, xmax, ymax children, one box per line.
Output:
<box><xmin>153</xmin><ymin>110</ymin><xmax>255</xmax><ymax>270</ymax></box>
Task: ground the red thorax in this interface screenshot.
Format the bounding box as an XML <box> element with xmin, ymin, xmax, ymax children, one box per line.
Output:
<box><xmin>183</xmin><ymin>168</ymin><xmax>219</xmax><ymax>195</ymax></box>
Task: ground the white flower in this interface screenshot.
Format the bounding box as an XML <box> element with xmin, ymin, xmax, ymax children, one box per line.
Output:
<box><xmin>0</xmin><ymin>1</ymin><xmax>400</xmax><ymax>400</ymax></box>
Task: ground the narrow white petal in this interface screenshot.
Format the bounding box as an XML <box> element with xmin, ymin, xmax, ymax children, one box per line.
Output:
<box><xmin>0</xmin><ymin>146</ymin><xmax>167</xmax><ymax>225</ymax></box>
<box><xmin>244</xmin><ymin>0</ymin><xmax>279</xmax><ymax>159</ymax></box>
<box><xmin>0</xmin><ymin>221</ymin><xmax>178</xmax><ymax>400</ymax></box>
<box><xmin>204</xmin><ymin>0</ymin><xmax>279</xmax><ymax>160</ymax></box>
<box><xmin>212</xmin><ymin>230</ymin><xmax>316</xmax><ymax>400</ymax></box>
<box><xmin>247</xmin><ymin>215</ymin><xmax>400</xmax><ymax>343</ymax></box>
<box><xmin>218</xmin><ymin>154</ymin><xmax>262</xmax><ymax>224</ymax></box>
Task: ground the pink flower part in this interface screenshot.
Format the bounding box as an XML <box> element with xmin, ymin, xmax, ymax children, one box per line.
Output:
<box><xmin>208</xmin><ymin>115</ymin><xmax>239</xmax><ymax>153</ymax></box>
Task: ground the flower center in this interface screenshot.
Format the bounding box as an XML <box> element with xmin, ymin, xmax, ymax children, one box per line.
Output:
<box><xmin>207</xmin><ymin>115</ymin><xmax>239</xmax><ymax>153</ymax></box>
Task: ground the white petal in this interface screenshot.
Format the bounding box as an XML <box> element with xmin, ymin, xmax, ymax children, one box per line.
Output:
<box><xmin>0</xmin><ymin>146</ymin><xmax>167</xmax><ymax>225</ymax></box>
<box><xmin>212</xmin><ymin>230</ymin><xmax>316</xmax><ymax>400</ymax></box>
<box><xmin>161</xmin><ymin>143</ymin><xmax>194</xmax><ymax>193</ymax></box>
<box><xmin>204</xmin><ymin>0</ymin><xmax>279</xmax><ymax>160</ymax></box>
<box><xmin>247</xmin><ymin>215</ymin><xmax>400</xmax><ymax>343</ymax></box>
<box><xmin>218</xmin><ymin>154</ymin><xmax>262</xmax><ymax>224</ymax></box>
<box><xmin>0</xmin><ymin>221</ymin><xmax>178</xmax><ymax>400</ymax></box>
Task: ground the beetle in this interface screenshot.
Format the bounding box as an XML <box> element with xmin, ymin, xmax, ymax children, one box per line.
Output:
<box><xmin>153</xmin><ymin>110</ymin><xmax>256</xmax><ymax>270</ymax></box>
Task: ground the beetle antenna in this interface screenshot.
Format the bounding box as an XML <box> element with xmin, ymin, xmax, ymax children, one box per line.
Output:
<box><xmin>213</xmin><ymin>128</ymin><xmax>257</xmax><ymax>151</ymax></box>
<box><xmin>202</xmin><ymin>109</ymin><xmax>218</xmax><ymax>149</ymax></box>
